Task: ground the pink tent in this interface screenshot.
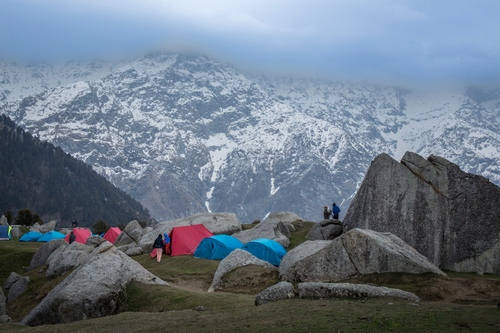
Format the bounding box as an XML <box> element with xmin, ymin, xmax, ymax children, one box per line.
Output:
<box><xmin>168</xmin><ymin>224</ymin><xmax>214</xmax><ymax>256</ymax></box>
<box><xmin>103</xmin><ymin>227</ymin><xmax>121</xmax><ymax>244</ymax></box>
<box><xmin>64</xmin><ymin>228</ymin><xmax>92</xmax><ymax>244</ymax></box>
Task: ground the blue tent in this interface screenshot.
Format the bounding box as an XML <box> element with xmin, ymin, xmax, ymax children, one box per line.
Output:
<box><xmin>37</xmin><ymin>231</ymin><xmax>66</xmax><ymax>242</ymax></box>
<box><xmin>0</xmin><ymin>225</ymin><xmax>12</xmax><ymax>240</ymax></box>
<box><xmin>242</xmin><ymin>238</ymin><xmax>287</xmax><ymax>266</ymax></box>
<box><xmin>194</xmin><ymin>235</ymin><xmax>244</xmax><ymax>260</ymax></box>
<box><xmin>19</xmin><ymin>231</ymin><xmax>43</xmax><ymax>242</ymax></box>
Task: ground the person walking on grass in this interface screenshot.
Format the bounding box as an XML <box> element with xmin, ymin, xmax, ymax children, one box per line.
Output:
<box><xmin>153</xmin><ymin>234</ymin><xmax>164</xmax><ymax>263</ymax></box>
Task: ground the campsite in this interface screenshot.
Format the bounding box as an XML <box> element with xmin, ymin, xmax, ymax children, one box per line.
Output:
<box><xmin>1</xmin><ymin>221</ymin><xmax>499</xmax><ymax>332</ymax></box>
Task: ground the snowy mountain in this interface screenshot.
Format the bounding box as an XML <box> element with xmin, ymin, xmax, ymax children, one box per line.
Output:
<box><xmin>1</xmin><ymin>52</ymin><xmax>499</xmax><ymax>223</ymax></box>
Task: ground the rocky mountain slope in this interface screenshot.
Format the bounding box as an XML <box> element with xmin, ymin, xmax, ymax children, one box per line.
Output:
<box><xmin>1</xmin><ymin>52</ymin><xmax>499</xmax><ymax>223</ymax></box>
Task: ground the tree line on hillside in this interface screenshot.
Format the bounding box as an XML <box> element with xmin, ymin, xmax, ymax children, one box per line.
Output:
<box><xmin>0</xmin><ymin>114</ymin><xmax>153</xmax><ymax>228</ymax></box>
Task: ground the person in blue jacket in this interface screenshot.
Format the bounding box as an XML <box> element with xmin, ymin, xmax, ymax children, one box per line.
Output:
<box><xmin>331</xmin><ymin>203</ymin><xmax>340</xmax><ymax>220</ymax></box>
<box><xmin>153</xmin><ymin>234</ymin><xmax>164</xmax><ymax>263</ymax></box>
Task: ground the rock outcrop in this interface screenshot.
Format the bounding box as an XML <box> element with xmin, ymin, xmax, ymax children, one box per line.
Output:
<box><xmin>208</xmin><ymin>249</ymin><xmax>277</xmax><ymax>292</ymax></box>
<box><xmin>27</xmin><ymin>239</ymin><xmax>67</xmax><ymax>272</ymax></box>
<box><xmin>306</xmin><ymin>219</ymin><xmax>343</xmax><ymax>240</ymax></box>
<box><xmin>232</xmin><ymin>212</ymin><xmax>300</xmax><ymax>247</ymax></box>
<box><xmin>114</xmin><ymin>220</ymin><xmax>145</xmax><ymax>246</ymax></box>
<box><xmin>255</xmin><ymin>281</ymin><xmax>420</xmax><ymax>305</ymax></box>
<box><xmin>279</xmin><ymin>228</ymin><xmax>445</xmax><ymax>283</ymax></box>
<box><xmin>343</xmin><ymin>152</ymin><xmax>500</xmax><ymax>274</ymax></box>
<box><xmin>298</xmin><ymin>282</ymin><xmax>420</xmax><ymax>302</ymax></box>
<box><xmin>255</xmin><ymin>281</ymin><xmax>295</xmax><ymax>305</ymax></box>
<box><xmin>45</xmin><ymin>242</ymin><xmax>94</xmax><ymax>278</ymax></box>
<box><xmin>21</xmin><ymin>241</ymin><xmax>167</xmax><ymax>326</ymax></box>
<box><xmin>4</xmin><ymin>272</ymin><xmax>30</xmax><ymax>302</ymax></box>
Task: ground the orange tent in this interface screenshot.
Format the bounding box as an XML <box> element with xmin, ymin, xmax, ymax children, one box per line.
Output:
<box><xmin>103</xmin><ymin>227</ymin><xmax>121</xmax><ymax>244</ymax></box>
<box><xmin>64</xmin><ymin>228</ymin><xmax>92</xmax><ymax>244</ymax></box>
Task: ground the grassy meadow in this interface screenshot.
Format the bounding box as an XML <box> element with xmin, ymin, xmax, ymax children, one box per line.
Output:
<box><xmin>0</xmin><ymin>221</ymin><xmax>499</xmax><ymax>332</ymax></box>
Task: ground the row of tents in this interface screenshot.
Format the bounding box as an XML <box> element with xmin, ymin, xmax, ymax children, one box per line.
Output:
<box><xmin>170</xmin><ymin>224</ymin><xmax>287</xmax><ymax>266</ymax></box>
<box><xmin>17</xmin><ymin>227</ymin><xmax>121</xmax><ymax>244</ymax></box>
<box><xmin>10</xmin><ymin>223</ymin><xmax>286</xmax><ymax>266</ymax></box>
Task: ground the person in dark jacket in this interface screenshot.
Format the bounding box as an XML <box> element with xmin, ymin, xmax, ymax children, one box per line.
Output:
<box><xmin>69</xmin><ymin>231</ymin><xmax>76</xmax><ymax>244</ymax></box>
<box><xmin>323</xmin><ymin>206</ymin><xmax>331</xmax><ymax>220</ymax></box>
<box><xmin>331</xmin><ymin>203</ymin><xmax>340</xmax><ymax>220</ymax></box>
<box><xmin>153</xmin><ymin>234</ymin><xmax>164</xmax><ymax>263</ymax></box>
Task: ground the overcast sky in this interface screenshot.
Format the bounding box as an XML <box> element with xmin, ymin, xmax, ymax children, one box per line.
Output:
<box><xmin>1</xmin><ymin>0</ymin><xmax>499</xmax><ymax>86</ymax></box>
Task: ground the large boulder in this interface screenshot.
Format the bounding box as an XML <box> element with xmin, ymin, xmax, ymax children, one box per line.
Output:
<box><xmin>21</xmin><ymin>241</ymin><xmax>167</xmax><ymax>326</ymax></box>
<box><xmin>138</xmin><ymin>213</ymin><xmax>241</xmax><ymax>252</ymax></box>
<box><xmin>279</xmin><ymin>228</ymin><xmax>445</xmax><ymax>283</ymax></box>
<box><xmin>208</xmin><ymin>249</ymin><xmax>277</xmax><ymax>292</ymax></box>
<box><xmin>298</xmin><ymin>282</ymin><xmax>421</xmax><ymax>302</ymax></box>
<box><xmin>114</xmin><ymin>220</ymin><xmax>145</xmax><ymax>246</ymax></box>
<box><xmin>343</xmin><ymin>152</ymin><xmax>500</xmax><ymax>274</ymax></box>
<box><xmin>255</xmin><ymin>281</ymin><xmax>295</xmax><ymax>306</ymax></box>
<box><xmin>231</xmin><ymin>212</ymin><xmax>300</xmax><ymax>248</ymax></box>
<box><xmin>4</xmin><ymin>272</ymin><xmax>30</xmax><ymax>302</ymax></box>
<box><xmin>27</xmin><ymin>239</ymin><xmax>67</xmax><ymax>272</ymax></box>
<box><xmin>306</xmin><ymin>219</ymin><xmax>343</xmax><ymax>240</ymax></box>
<box><xmin>38</xmin><ymin>220</ymin><xmax>57</xmax><ymax>233</ymax></box>
<box><xmin>45</xmin><ymin>242</ymin><xmax>94</xmax><ymax>278</ymax></box>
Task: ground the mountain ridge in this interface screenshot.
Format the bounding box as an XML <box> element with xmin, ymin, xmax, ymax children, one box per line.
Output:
<box><xmin>1</xmin><ymin>52</ymin><xmax>499</xmax><ymax>223</ymax></box>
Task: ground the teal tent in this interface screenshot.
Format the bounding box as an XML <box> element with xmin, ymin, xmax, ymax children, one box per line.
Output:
<box><xmin>0</xmin><ymin>225</ymin><xmax>12</xmax><ymax>240</ymax></box>
<box><xmin>242</xmin><ymin>238</ymin><xmax>287</xmax><ymax>266</ymax></box>
<box><xmin>37</xmin><ymin>231</ymin><xmax>66</xmax><ymax>242</ymax></box>
<box><xmin>194</xmin><ymin>235</ymin><xmax>244</xmax><ymax>260</ymax></box>
<box><xmin>19</xmin><ymin>231</ymin><xmax>43</xmax><ymax>242</ymax></box>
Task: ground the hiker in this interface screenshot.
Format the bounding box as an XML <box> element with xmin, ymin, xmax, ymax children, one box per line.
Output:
<box><xmin>69</xmin><ymin>231</ymin><xmax>76</xmax><ymax>244</ymax></box>
<box><xmin>163</xmin><ymin>233</ymin><xmax>171</xmax><ymax>255</ymax></box>
<box><xmin>323</xmin><ymin>206</ymin><xmax>330</xmax><ymax>220</ymax></box>
<box><xmin>331</xmin><ymin>203</ymin><xmax>340</xmax><ymax>220</ymax></box>
<box><xmin>153</xmin><ymin>234</ymin><xmax>164</xmax><ymax>263</ymax></box>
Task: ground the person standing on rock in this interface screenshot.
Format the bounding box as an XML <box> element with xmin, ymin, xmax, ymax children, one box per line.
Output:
<box><xmin>153</xmin><ymin>234</ymin><xmax>164</xmax><ymax>263</ymax></box>
<box><xmin>331</xmin><ymin>203</ymin><xmax>340</xmax><ymax>220</ymax></box>
<box><xmin>323</xmin><ymin>206</ymin><xmax>331</xmax><ymax>220</ymax></box>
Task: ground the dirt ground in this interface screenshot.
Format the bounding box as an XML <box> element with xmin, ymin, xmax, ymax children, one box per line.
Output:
<box><xmin>168</xmin><ymin>266</ymin><xmax>500</xmax><ymax>305</ymax></box>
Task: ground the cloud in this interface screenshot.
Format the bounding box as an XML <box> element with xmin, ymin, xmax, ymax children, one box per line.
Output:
<box><xmin>1</xmin><ymin>0</ymin><xmax>499</xmax><ymax>86</ymax></box>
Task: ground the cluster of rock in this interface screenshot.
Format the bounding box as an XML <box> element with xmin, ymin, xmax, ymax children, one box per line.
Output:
<box><xmin>20</xmin><ymin>238</ymin><xmax>167</xmax><ymax>326</ymax></box>
<box><xmin>4</xmin><ymin>151</ymin><xmax>498</xmax><ymax>326</ymax></box>
<box><xmin>343</xmin><ymin>152</ymin><xmax>500</xmax><ymax>274</ymax></box>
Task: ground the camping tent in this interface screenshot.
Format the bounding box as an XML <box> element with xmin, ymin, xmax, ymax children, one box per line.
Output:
<box><xmin>242</xmin><ymin>238</ymin><xmax>287</xmax><ymax>266</ymax></box>
<box><xmin>64</xmin><ymin>228</ymin><xmax>92</xmax><ymax>244</ymax></box>
<box><xmin>194</xmin><ymin>234</ymin><xmax>244</xmax><ymax>260</ymax></box>
<box><xmin>37</xmin><ymin>230</ymin><xmax>66</xmax><ymax>242</ymax></box>
<box><xmin>19</xmin><ymin>231</ymin><xmax>43</xmax><ymax>242</ymax></box>
<box><xmin>0</xmin><ymin>225</ymin><xmax>12</xmax><ymax>240</ymax></box>
<box><xmin>168</xmin><ymin>224</ymin><xmax>214</xmax><ymax>257</ymax></box>
<box><xmin>103</xmin><ymin>227</ymin><xmax>121</xmax><ymax>244</ymax></box>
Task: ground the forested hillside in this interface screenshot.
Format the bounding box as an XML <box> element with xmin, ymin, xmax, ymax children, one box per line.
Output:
<box><xmin>0</xmin><ymin>114</ymin><xmax>152</xmax><ymax>227</ymax></box>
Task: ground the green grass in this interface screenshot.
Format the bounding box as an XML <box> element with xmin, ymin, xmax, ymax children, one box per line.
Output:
<box><xmin>1</xmin><ymin>225</ymin><xmax>499</xmax><ymax>332</ymax></box>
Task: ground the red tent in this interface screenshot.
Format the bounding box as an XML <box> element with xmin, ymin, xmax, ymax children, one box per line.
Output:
<box><xmin>168</xmin><ymin>224</ymin><xmax>214</xmax><ymax>256</ymax></box>
<box><xmin>103</xmin><ymin>227</ymin><xmax>121</xmax><ymax>244</ymax></box>
<box><xmin>64</xmin><ymin>228</ymin><xmax>92</xmax><ymax>244</ymax></box>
